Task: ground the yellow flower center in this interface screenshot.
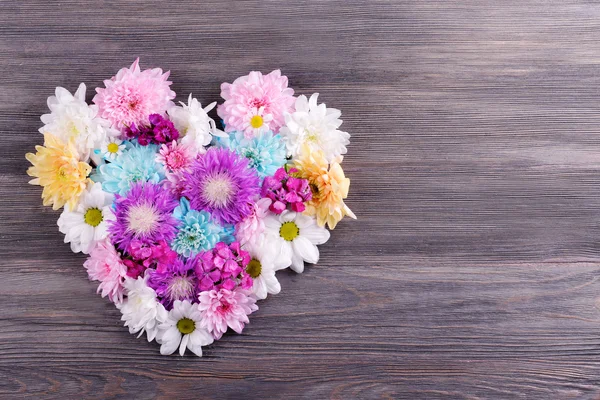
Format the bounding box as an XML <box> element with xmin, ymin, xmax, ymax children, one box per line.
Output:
<box><xmin>177</xmin><ymin>317</ymin><xmax>195</xmax><ymax>335</ymax></box>
<box><xmin>250</xmin><ymin>115</ymin><xmax>264</xmax><ymax>129</ymax></box>
<box><xmin>84</xmin><ymin>207</ymin><xmax>103</xmax><ymax>227</ymax></box>
<box><xmin>246</xmin><ymin>259</ymin><xmax>262</xmax><ymax>278</ymax></box>
<box><xmin>280</xmin><ymin>221</ymin><xmax>299</xmax><ymax>241</ymax></box>
<box><xmin>107</xmin><ymin>142</ymin><xmax>119</xmax><ymax>153</ymax></box>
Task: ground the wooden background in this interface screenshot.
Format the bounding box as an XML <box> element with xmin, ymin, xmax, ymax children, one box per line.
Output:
<box><xmin>2</xmin><ymin>0</ymin><xmax>600</xmax><ymax>398</ymax></box>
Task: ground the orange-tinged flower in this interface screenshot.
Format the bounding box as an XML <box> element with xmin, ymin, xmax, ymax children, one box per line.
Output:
<box><xmin>26</xmin><ymin>133</ymin><xmax>91</xmax><ymax>210</ymax></box>
<box><xmin>293</xmin><ymin>145</ymin><xmax>356</xmax><ymax>229</ymax></box>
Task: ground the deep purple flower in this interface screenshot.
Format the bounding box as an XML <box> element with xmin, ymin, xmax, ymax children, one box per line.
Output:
<box><xmin>261</xmin><ymin>167</ymin><xmax>311</xmax><ymax>214</ymax></box>
<box><xmin>108</xmin><ymin>182</ymin><xmax>180</xmax><ymax>253</ymax></box>
<box><xmin>124</xmin><ymin>114</ymin><xmax>179</xmax><ymax>145</ymax></box>
<box><xmin>180</xmin><ymin>148</ymin><xmax>260</xmax><ymax>225</ymax></box>
<box><xmin>147</xmin><ymin>257</ymin><xmax>198</xmax><ymax>310</ymax></box>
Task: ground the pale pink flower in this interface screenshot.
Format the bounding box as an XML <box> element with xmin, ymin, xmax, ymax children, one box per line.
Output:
<box><xmin>83</xmin><ymin>239</ymin><xmax>128</xmax><ymax>304</ymax></box>
<box><xmin>197</xmin><ymin>288</ymin><xmax>258</xmax><ymax>340</ymax></box>
<box><xmin>93</xmin><ymin>58</ymin><xmax>176</xmax><ymax>131</ymax></box>
<box><xmin>217</xmin><ymin>70</ymin><xmax>295</xmax><ymax>137</ymax></box>
<box><xmin>235</xmin><ymin>197</ymin><xmax>271</xmax><ymax>246</ymax></box>
<box><xmin>156</xmin><ymin>140</ymin><xmax>196</xmax><ymax>175</ymax></box>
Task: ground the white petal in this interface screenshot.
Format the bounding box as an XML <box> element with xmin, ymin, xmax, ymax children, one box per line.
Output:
<box><xmin>179</xmin><ymin>334</ymin><xmax>189</xmax><ymax>356</ymax></box>
<box><xmin>293</xmin><ymin>236</ymin><xmax>319</xmax><ymax>264</ymax></box>
<box><xmin>300</xmin><ymin>225</ymin><xmax>330</xmax><ymax>245</ymax></box>
<box><xmin>290</xmin><ymin>251</ymin><xmax>305</xmax><ymax>273</ymax></box>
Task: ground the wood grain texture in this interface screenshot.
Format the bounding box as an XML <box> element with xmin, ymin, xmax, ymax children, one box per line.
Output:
<box><xmin>2</xmin><ymin>0</ymin><xmax>600</xmax><ymax>398</ymax></box>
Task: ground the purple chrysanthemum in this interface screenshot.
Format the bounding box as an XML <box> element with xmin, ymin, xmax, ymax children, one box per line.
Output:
<box><xmin>109</xmin><ymin>182</ymin><xmax>180</xmax><ymax>252</ymax></box>
<box><xmin>180</xmin><ymin>148</ymin><xmax>260</xmax><ymax>225</ymax></box>
<box><xmin>147</xmin><ymin>257</ymin><xmax>198</xmax><ymax>310</ymax></box>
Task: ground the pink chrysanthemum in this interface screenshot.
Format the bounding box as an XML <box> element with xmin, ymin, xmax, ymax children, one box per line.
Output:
<box><xmin>156</xmin><ymin>140</ymin><xmax>196</xmax><ymax>175</ymax></box>
<box><xmin>197</xmin><ymin>287</ymin><xmax>258</xmax><ymax>340</ymax></box>
<box><xmin>235</xmin><ymin>197</ymin><xmax>271</xmax><ymax>245</ymax></box>
<box><xmin>83</xmin><ymin>239</ymin><xmax>127</xmax><ymax>304</ymax></box>
<box><xmin>217</xmin><ymin>70</ymin><xmax>295</xmax><ymax>137</ymax></box>
<box><xmin>93</xmin><ymin>58</ymin><xmax>176</xmax><ymax>131</ymax></box>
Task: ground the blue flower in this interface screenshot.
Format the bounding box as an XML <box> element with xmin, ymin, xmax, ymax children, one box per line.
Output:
<box><xmin>171</xmin><ymin>198</ymin><xmax>222</xmax><ymax>257</ymax></box>
<box><xmin>93</xmin><ymin>140</ymin><xmax>165</xmax><ymax>195</ymax></box>
<box><xmin>216</xmin><ymin>131</ymin><xmax>287</xmax><ymax>180</ymax></box>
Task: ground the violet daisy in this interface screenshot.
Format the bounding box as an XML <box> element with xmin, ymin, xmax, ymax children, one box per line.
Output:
<box><xmin>109</xmin><ymin>182</ymin><xmax>180</xmax><ymax>252</ymax></box>
<box><xmin>147</xmin><ymin>257</ymin><xmax>198</xmax><ymax>310</ymax></box>
<box><xmin>180</xmin><ymin>148</ymin><xmax>260</xmax><ymax>225</ymax></box>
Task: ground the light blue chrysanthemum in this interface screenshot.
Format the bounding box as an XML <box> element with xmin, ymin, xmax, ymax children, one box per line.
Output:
<box><xmin>93</xmin><ymin>140</ymin><xmax>165</xmax><ymax>195</ymax></box>
<box><xmin>171</xmin><ymin>197</ymin><xmax>222</xmax><ymax>257</ymax></box>
<box><xmin>216</xmin><ymin>131</ymin><xmax>287</xmax><ymax>180</ymax></box>
<box><xmin>219</xmin><ymin>224</ymin><xmax>236</xmax><ymax>245</ymax></box>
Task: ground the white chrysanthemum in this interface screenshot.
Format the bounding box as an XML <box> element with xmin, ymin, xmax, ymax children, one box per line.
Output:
<box><xmin>156</xmin><ymin>300</ymin><xmax>214</xmax><ymax>357</ymax></box>
<box><xmin>242</xmin><ymin>236</ymin><xmax>290</xmax><ymax>300</ymax></box>
<box><xmin>280</xmin><ymin>93</ymin><xmax>350</xmax><ymax>162</ymax></box>
<box><xmin>39</xmin><ymin>83</ymin><xmax>118</xmax><ymax>161</ymax></box>
<box><xmin>99</xmin><ymin>137</ymin><xmax>126</xmax><ymax>161</ymax></box>
<box><xmin>57</xmin><ymin>182</ymin><xmax>115</xmax><ymax>254</ymax></box>
<box><xmin>119</xmin><ymin>275</ymin><xmax>168</xmax><ymax>342</ymax></box>
<box><xmin>167</xmin><ymin>94</ymin><xmax>226</xmax><ymax>153</ymax></box>
<box><xmin>264</xmin><ymin>210</ymin><xmax>330</xmax><ymax>273</ymax></box>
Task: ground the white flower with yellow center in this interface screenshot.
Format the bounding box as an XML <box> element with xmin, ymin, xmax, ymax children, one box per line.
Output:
<box><xmin>156</xmin><ymin>300</ymin><xmax>214</xmax><ymax>357</ymax></box>
<box><xmin>241</xmin><ymin>106</ymin><xmax>274</xmax><ymax>138</ymax></box>
<box><xmin>280</xmin><ymin>93</ymin><xmax>350</xmax><ymax>162</ymax></box>
<box><xmin>57</xmin><ymin>182</ymin><xmax>115</xmax><ymax>254</ymax></box>
<box><xmin>264</xmin><ymin>210</ymin><xmax>330</xmax><ymax>273</ymax></box>
<box><xmin>99</xmin><ymin>137</ymin><xmax>126</xmax><ymax>161</ymax></box>
<box><xmin>40</xmin><ymin>83</ymin><xmax>117</xmax><ymax>162</ymax></box>
<box><xmin>242</xmin><ymin>236</ymin><xmax>291</xmax><ymax>299</ymax></box>
<box><xmin>119</xmin><ymin>275</ymin><xmax>168</xmax><ymax>342</ymax></box>
<box><xmin>167</xmin><ymin>94</ymin><xmax>226</xmax><ymax>153</ymax></box>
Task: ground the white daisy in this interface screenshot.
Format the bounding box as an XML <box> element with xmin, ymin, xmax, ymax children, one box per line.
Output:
<box><xmin>119</xmin><ymin>275</ymin><xmax>168</xmax><ymax>342</ymax></box>
<box><xmin>57</xmin><ymin>182</ymin><xmax>115</xmax><ymax>254</ymax></box>
<box><xmin>99</xmin><ymin>136</ymin><xmax>126</xmax><ymax>161</ymax></box>
<box><xmin>264</xmin><ymin>211</ymin><xmax>330</xmax><ymax>273</ymax></box>
<box><xmin>39</xmin><ymin>83</ymin><xmax>117</xmax><ymax>162</ymax></box>
<box><xmin>242</xmin><ymin>237</ymin><xmax>290</xmax><ymax>300</ymax></box>
<box><xmin>167</xmin><ymin>94</ymin><xmax>226</xmax><ymax>153</ymax></box>
<box><xmin>280</xmin><ymin>93</ymin><xmax>350</xmax><ymax>162</ymax></box>
<box><xmin>241</xmin><ymin>106</ymin><xmax>274</xmax><ymax>138</ymax></box>
<box><xmin>156</xmin><ymin>300</ymin><xmax>214</xmax><ymax>357</ymax></box>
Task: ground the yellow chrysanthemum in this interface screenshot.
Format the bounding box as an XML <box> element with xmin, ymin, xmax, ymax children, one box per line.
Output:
<box><xmin>26</xmin><ymin>133</ymin><xmax>92</xmax><ymax>210</ymax></box>
<box><xmin>293</xmin><ymin>145</ymin><xmax>356</xmax><ymax>229</ymax></box>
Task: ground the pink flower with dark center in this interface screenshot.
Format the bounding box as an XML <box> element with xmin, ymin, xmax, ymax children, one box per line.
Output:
<box><xmin>93</xmin><ymin>58</ymin><xmax>176</xmax><ymax>131</ymax></box>
<box><xmin>156</xmin><ymin>141</ymin><xmax>196</xmax><ymax>175</ymax></box>
<box><xmin>197</xmin><ymin>287</ymin><xmax>258</xmax><ymax>340</ymax></box>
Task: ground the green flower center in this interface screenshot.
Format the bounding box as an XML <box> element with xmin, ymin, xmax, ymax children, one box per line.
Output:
<box><xmin>84</xmin><ymin>207</ymin><xmax>103</xmax><ymax>227</ymax></box>
<box><xmin>246</xmin><ymin>258</ymin><xmax>262</xmax><ymax>278</ymax></box>
<box><xmin>280</xmin><ymin>221</ymin><xmax>299</xmax><ymax>241</ymax></box>
<box><xmin>177</xmin><ymin>317</ymin><xmax>195</xmax><ymax>335</ymax></box>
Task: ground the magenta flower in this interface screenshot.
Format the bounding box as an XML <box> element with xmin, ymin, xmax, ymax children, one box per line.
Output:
<box><xmin>93</xmin><ymin>58</ymin><xmax>176</xmax><ymax>131</ymax></box>
<box><xmin>192</xmin><ymin>242</ymin><xmax>253</xmax><ymax>292</ymax></box>
<box><xmin>180</xmin><ymin>148</ymin><xmax>260</xmax><ymax>225</ymax></box>
<box><xmin>217</xmin><ymin>70</ymin><xmax>295</xmax><ymax>136</ymax></box>
<box><xmin>123</xmin><ymin>239</ymin><xmax>178</xmax><ymax>279</ymax></box>
<box><xmin>125</xmin><ymin>114</ymin><xmax>180</xmax><ymax>145</ymax></box>
<box><xmin>108</xmin><ymin>182</ymin><xmax>180</xmax><ymax>253</ymax></box>
<box><xmin>197</xmin><ymin>287</ymin><xmax>258</xmax><ymax>340</ymax></box>
<box><xmin>261</xmin><ymin>167</ymin><xmax>312</xmax><ymax>214</ymax></box>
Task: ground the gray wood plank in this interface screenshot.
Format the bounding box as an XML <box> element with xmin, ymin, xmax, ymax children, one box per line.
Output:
<box><xmin>2</xmin><ymin>0</ymin><xmax>600</xmax><ymax>398</ymax></box>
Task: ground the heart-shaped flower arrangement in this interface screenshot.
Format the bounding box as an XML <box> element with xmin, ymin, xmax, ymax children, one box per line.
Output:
<box><xmin>26</xmin><ymin>59</ymin><xmax>355</xmax><ymax>356</ymax></box>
